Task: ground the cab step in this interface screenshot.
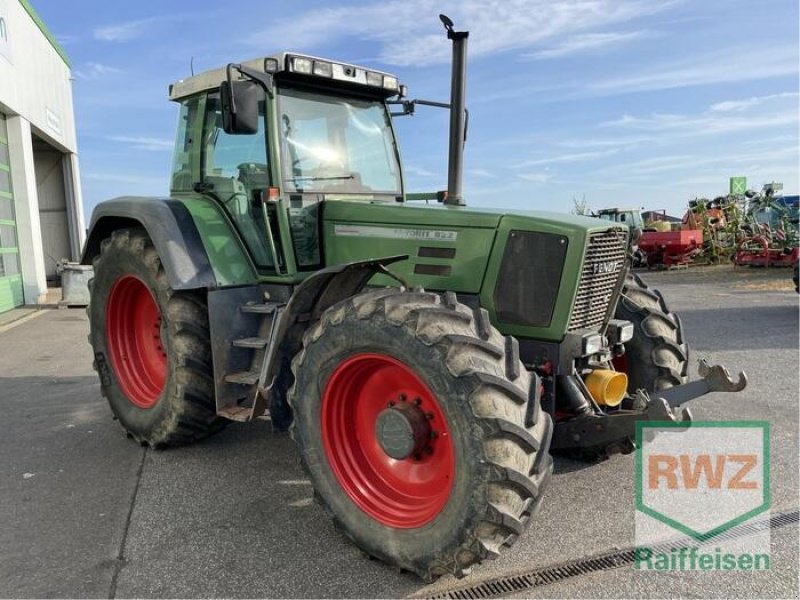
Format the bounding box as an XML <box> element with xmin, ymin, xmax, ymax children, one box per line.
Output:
<box><xmin>224</xmin><ymin>370</ymin><xmax>260</xmax><ymax>386</ymax></box>
<box><xmin>232</xmin><ymin>337</ymin><xmax>270</xmax><ymax>349</ymax></box>
<box><xmin>241</xmin><ymin>302</ymin><xmax>279</xmax><ymax>314</ymax></box>
<box><xmin>217</xmin><ymin>404</ymin><xmax>255</xmax><ymax>422</ymax></box>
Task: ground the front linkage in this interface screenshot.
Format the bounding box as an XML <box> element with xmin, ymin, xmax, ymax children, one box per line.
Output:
<box><xmin>551</xmin><ymin>359</ymin><xmax>748</xmax><ymax>457</ymax></box>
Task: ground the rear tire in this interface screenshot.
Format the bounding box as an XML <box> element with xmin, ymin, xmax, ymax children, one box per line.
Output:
<box><xmin>88</xmin><ymin>227</ymin><xmax>224</xmax><ymax>447</ymax></box>
<box><xmin>614</xmin><ymin>272</ymin><xmax>688</xmax><ymax>393</ymax></box>
<box><xmin>288</xmin><ymin>288</ymin><xmax>553</xmax><ymax>581</ymax></box>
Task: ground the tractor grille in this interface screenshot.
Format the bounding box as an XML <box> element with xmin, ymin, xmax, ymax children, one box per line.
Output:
<box><xmin>567</xmin><ymin>228</ymin><xmax>628</xmax><ymax>331</ymax></box>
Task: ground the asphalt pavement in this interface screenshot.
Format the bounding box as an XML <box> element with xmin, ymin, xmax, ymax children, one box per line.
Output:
<box><xmin>0</xmin><ymin>267</ymin><xmax>797</xmax><ymax>598</ymax></box>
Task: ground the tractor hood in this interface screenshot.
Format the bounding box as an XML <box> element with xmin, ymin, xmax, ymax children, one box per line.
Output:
<box><xmin>322</xmin><ymin>200</ymin><xmax>606</xmax><ymax>231</ymax></box>
<box><xmin>322</xmin><ymin>200</ymin><xmax>628</xmax><ymax>342</ymax></box>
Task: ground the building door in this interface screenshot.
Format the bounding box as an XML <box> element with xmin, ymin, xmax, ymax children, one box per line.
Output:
<box><xmin>0</xmin><ymin>113</ymin><xmax>24</xmax><ymax>312</ymax></box>
<box><xmin>33</xmin><ymin>136</ymin><xmax>70</xmax><ymax>280</ymax></box>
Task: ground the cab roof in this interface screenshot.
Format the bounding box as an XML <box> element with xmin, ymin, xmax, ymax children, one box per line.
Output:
<box><xmin>168</xmin><ymin>53</ymin><xmax>402</xmax><ymax>101</ymax></box>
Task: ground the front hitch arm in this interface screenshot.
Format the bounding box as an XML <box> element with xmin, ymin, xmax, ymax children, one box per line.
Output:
<box><xmin>550</xmin><ymin>360</ymin><xmax>748</xmax><ymax>457</ymax></box>
<box><xmin>649</xmin><ymin>359</ymin><xmax>748</xmax><ymax>409</ymax></box>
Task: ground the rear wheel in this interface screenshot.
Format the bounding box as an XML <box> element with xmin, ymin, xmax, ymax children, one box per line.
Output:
<box><xmin>614</xmin><ymin>272</ymin><xmax>688</xmax><ymax>393</ymax></box>
<box><xmin>88</xmin><ymin>228</ymin><xmax>223</xmax><ymax>447</ymax></box>
<box><xmin>288</xmin><ymin>288</ymin><xmax>553</xmax><ymax>580</ymax></box>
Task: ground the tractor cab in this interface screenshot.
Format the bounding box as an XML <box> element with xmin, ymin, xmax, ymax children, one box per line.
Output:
<box><xmin>169</xmin><ymin>54</ymin><xmax>406</xmax><ymax>274</ymax></box>
<box><xmin>595</xmin><ymin>207</ymin><xmax>644</xmax><ymax>230</ymax></box>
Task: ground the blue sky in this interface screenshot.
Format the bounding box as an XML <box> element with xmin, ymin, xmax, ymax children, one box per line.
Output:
<box><xmin>35</xmin><ymin>0</ymin><xmax>799</xmax><ymax>217</ymax></box>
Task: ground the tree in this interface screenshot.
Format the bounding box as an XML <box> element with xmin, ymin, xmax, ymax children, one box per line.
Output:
<box><xmin>571</xmin><ymin>194</ymin><xmax>590</xmax><ymax>216</ymax></box>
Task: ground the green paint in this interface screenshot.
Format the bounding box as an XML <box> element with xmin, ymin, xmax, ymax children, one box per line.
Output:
<box><xmin>323</xmin><ymin>201</ymin><xmax>607</xmax><ymax>341</ymax></box>
<box><xmin>0</xmin><ymin>123</ymin><xmax>21</xmax><ymax>314</ymax></box>
<box><xmin>324</xmin><ymin>201</ymin><xmax>497</xmax><ymax>292</ymax></box>
<box><xmin>0</xmin><ymin>273</ymin><xmax>23</xmax><ymax>313</ymax></box>
<box><xmin>174</xmin><ymin>194</ymin><xmax>258</xmax><ymax>287</ymax></box>
<box><xmin>17</xmin><ymin>0</ymin><xmax>70</xmax><ymax>67</ymax></box>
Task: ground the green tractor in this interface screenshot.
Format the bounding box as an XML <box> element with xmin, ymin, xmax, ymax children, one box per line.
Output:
<box><xmin>82</xmin><ymin>16</ymin><xmax>747</xmax><ymax>581</ymax></box>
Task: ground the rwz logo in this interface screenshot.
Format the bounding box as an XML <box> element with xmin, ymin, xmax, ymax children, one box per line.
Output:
<box><xmin>648</xmin><ymin>453</ymin><xmax>758</xmax><ymax>490</ymax></box>
<box><xmin>592</xmin><ymin>260</ymin><xmax>620</xmax><ymax>275</ymax></box>
<box><xmin>636</xmin><ymin>421</ymin><xmax>769</xmax><ymax>540</ymax></box>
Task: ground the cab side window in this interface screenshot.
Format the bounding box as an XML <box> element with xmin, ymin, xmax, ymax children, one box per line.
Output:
<box><xmin>171</xmin><ymin>97</ymin><xmax>200</xmax><ymax>192</ymax></box>
<box><xmin>201</xmin><ymin>91</ymin><xmax>277</xmax><ymax>270</ymax></box>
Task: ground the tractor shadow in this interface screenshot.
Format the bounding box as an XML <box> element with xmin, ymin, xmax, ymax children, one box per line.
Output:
<box><xmin>552</xmin><ymin>453</ymin><xmax>613</xmax><ymax>474</ymax></box>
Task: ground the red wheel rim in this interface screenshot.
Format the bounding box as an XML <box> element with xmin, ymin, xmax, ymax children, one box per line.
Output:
<box><xmin>105</xmin><ymin>275</ymin><xmax>167</xmax><ymax>409</ymax></box>
<box><xmin>321</xmin><ymin>353</ymin><xmax>455</xmax><ymax>528</ymax></box>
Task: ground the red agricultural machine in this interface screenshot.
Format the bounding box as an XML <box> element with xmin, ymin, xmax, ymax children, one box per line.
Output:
<box><xmin>638</xmin><ymin>229</ymin><xmax>703</xmax><ymax>269</ymax></box>
<box><xmin>734</xmin><ymin>233</ymin><xmax>799</xmax><ymax>267</ymax></box>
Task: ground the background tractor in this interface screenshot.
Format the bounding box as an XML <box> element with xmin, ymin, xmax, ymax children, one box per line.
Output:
<box><xmin>82</xmin><ymin>16</ymin><xmax>746</xmax><ymax>581</ymax></box>
<box><xmin>594</xmin><ymin>207</ymin><xmax>647</xmax><ymax>267</ymax></box>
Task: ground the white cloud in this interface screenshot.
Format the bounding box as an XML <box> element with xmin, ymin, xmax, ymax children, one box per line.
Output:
<box><xmin>93</xmin><ymin>13</ymin><xmax>210</xmax><ymax>42</ymax></box>
<box><xmin>601</xmin><ymin>108</ymin><xmax>799</xmax><ymax>136</ymax></box>
<box><xmin>523</xmin><ymin>30</ymin><xmax>647</xmax><ymax>60</ymax></box>
<box><xmin>556</xmin><ymin>135</ymin><xmax>653</xmax><ymax>149</ymax></box>
<box><xmin>94</xmin><ymin>18</ymin><xmax>160</xmax><ymax>42</ymax></box>
<box><xmin>588</xmin><ymin>45</ymin><xmax>798</xmax><ymax>94</ymax></box>
<box><xmin>469</xmin><ymin>168</ymin><xmax>497</xmax><ymax>178</ymax></box>
<box><xmin>84</xmin><ymin>172</ymin><xmax>166</xmax><ymax>186</ymax></box>
<box><xmin>73</xmin><ymin>62</ymin><xmax>122</xmax><ymax>80</ymax></box>
<box><xmin>404</xmin><ymin>164</ymin><xmax>437</xmax><ymax>178</ymax></box>
<box><xmin>56</xmin><ymin>34</ymin><xmax>79</xmax><ymax>46</ymax></box>
<box><xmin>107</xmin><ymin>136</ymin><xmax>174</xmax><ymax>151</ymax></box>
<box><xmin>518</xmin><ymin>171</ymin><xmax>552</xmax><ymax>182</ymax></box>
<box><xmin>514</xmin><ymin>148</ymin><xmax>619</xmax><ymax>168</ymax></box>
<box><xmin>709</xmin><ymin>92</ymin><xmax>798</xmax><ymax>112</ymax></box>
<box><xmin>246</xmin><ymin>0</ymin><xmax>672</xmax><ymax>66</ymax></box>
<box><xmin>601</xmin><ymin>147</ymin><xmax>798</xmax><ymax>179</ymax></box>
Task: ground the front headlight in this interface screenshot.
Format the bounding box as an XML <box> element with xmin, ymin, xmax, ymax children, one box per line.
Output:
<box><xmin>582</xmin><ymin>333</ymin><xmax>605</xmax><ymax>355</ymax></box>
<box><xmin>607</xmin><ymin>319</ymin><xmax>634</xmax><ymax>344</ymax></box>
<box><xmin>382</xmin><ymin>75</ymin><xmax>399</xmax><ymax>91</ymax></box>
<box><xmin>291</xmin><ymin>57</ymin><xmax>313</xmax><ymax>74</ymax></box>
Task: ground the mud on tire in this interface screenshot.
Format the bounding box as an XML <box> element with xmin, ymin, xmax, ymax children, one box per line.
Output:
<box><xmin>288</xmin><ymin>288</ymin><xmax>553</xmax><ymax>581</ymax></box>
<box><xmin>88</xmin><ymin>227</ymin><xmax>224</xmax><ymax>447</ymax></box>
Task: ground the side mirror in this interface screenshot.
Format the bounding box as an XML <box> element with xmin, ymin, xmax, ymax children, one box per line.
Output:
<box><xmin>220</xmin><ymin>80</ymin><xmax>259</xmax><ymax>134</ymax></box>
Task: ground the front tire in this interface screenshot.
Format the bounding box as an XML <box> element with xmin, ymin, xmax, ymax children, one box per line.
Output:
<box><xmin>88</xmin><ymin>228</ymin><xmax>223</xmax><ymax>447</ymax></box>
<box><xmin>614</xmin><ymin>272</ymin><xmax>688</xmax><ymax>392</ymax></box>
<box><xmin>288</xmin><ymin>288</ymin><xmax>553</xmax><ymax>581</ymax></box>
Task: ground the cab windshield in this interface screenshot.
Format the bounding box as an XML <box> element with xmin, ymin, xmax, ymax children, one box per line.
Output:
<box><xmin>277</xmin><ymin>87</ymin><xmax>402</xmax><ymax>197</ymax></box>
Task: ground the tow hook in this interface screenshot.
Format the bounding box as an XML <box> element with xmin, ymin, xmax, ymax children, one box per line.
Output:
<box><xmin>646</xmin><ymin>359</ymin><xmax>748</xmax><ymax>409</ymax></box>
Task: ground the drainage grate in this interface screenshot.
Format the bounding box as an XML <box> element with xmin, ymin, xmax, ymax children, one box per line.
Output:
<box><xmin>429</xmin><ymin>510</ymin><xmax>799</xmax><ymax>599</ymax></box>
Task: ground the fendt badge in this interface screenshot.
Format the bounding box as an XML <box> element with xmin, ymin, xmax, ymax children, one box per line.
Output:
<box><xmin>593</xmin><ymin>260</ymin><xmax>621</xmax><ymax>275</ymax></box>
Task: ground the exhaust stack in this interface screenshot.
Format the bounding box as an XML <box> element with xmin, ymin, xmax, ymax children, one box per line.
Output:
<box><xmin>440</xmin><ymin>14</ymin><xmax>468</xmax><ymax>206</ymax></box>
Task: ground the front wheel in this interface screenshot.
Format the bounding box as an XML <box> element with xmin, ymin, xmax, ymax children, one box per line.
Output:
<box><xmin>614</xmin><ymin>272</ymin><xmax>688</xmax><ymax>393</ymax></box>
<box><xmin>288</xmin><ymin>288</ymin><xmax>553</xmax><ymax>581</ymax></box>
<box><xmin>88</xmin><ymin>228</ymin><xmax>223</xmax><ymax>447</ymax></box>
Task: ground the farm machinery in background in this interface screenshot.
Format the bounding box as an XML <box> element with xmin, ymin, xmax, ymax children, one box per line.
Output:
<box><xmin>733</xmin><ymin>187</ymin><xmax>799</xmax><ymax>268</ymax></box>
<box><xmin>622</xmin><ymin>185</ymin><xmax>799</xmax><ymax>270</ymax></box>
<box><xmin>594</xmin><ymin>208</ymin><xmax>647</xmax><ymax>267</ymax></box>
<box><xmin>595</xmin><ymin>207</ymin><xmax>704</xmax><ymax>269</ymax></box>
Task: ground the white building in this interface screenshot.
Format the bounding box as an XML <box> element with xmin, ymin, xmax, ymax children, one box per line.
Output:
<box><xmin>0</xmin><ymin>0</ymin><xmax>84</xmax><ymax>313</ymax></box>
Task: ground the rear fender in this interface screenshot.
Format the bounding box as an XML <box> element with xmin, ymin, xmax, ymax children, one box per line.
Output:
<box><xmin>81</xmin><ymin>197</ymin><xmax>256</xmax><ymax>290</ymax></box>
